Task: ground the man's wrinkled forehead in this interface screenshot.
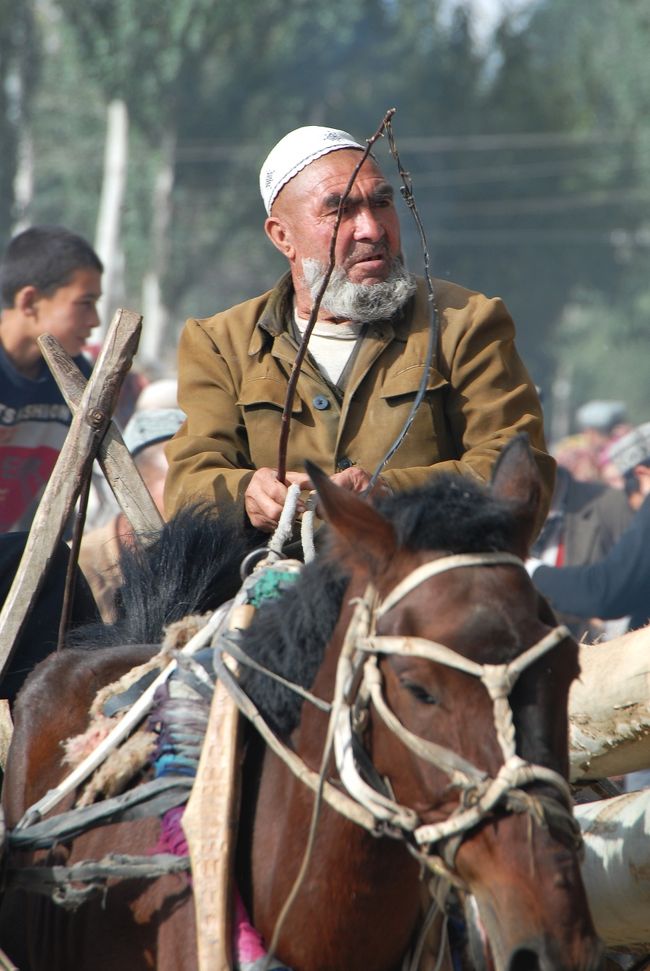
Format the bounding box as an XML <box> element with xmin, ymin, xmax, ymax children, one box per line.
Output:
<box><xmin>279</xmin><ymin>151</ymin><xmax>389</xmax><ymax>211</ymax></box>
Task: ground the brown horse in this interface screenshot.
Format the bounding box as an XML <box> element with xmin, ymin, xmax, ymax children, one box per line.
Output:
<box><xmin>0</xmin><ymin>438</ymin><xmax>603</xmax><ymax>971</ymax></box>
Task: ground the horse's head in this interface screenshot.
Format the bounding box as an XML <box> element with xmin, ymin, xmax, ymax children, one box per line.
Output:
<box><xmin>307</xmin><ymin>438</ymin><xmax>603</xmax><ymax>971</ymax></box>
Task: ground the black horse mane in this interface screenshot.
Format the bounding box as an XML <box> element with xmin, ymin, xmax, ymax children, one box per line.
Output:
<box><xmin>69</xmin><ymin>476</ymin><xmax>519</xmax><ymax>736</ymax></box>
<box><xmin>238</xmin><ymin>472</ymin><xmax>520</xmax><ymax>736</ymax></box>
<box><xmin>67</xmin><ymin>503</ymin><xmax>262</xmax><ymax>649</ymax></box>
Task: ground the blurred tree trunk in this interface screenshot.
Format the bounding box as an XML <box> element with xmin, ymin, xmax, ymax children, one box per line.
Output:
<box><xmin>140</xmin><ymin>129</ymin><xmax>176</xmax><ymax>368</ymax></box>
<box><xmin>0</xmin><ymin>0</ymin><xmax>38</xmax><ymax>245</ymax></box>
<box><xmin>11</xmin><ymin>94</ymin><xmax>34</xmax><ymax>234</ymax></box>
<box><xmin>95</xmin><ymin>99</ymin><xmax>129</xmax><ymax>336</ymax></box>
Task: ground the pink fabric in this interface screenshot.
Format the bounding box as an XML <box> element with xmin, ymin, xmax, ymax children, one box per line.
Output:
<box><xmin>150</xmin><ymin>806</ymin><xmax>270</xmax><ymax>965</ymax></box>
<box><xmin>235</xmin><ymin>889</ymin><xmax>268</xmax><ymax>962</ymax></box>
<box><xmin>152</xmin><ymin>805</ymin><xmax>188</xmax><ymax>857</ymax></box>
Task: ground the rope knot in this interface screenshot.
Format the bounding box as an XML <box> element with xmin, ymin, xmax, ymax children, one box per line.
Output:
<box><xmin>481</xmin><ymin>663</ymin><xmax>516</xmax><ymax>701</ymax></box>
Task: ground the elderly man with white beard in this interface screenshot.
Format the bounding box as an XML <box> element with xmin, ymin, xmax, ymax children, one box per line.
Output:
<box><xmin>164</xmin><ymin>125</ymin><xmax>554</xmax><ymax>533</ymax></box>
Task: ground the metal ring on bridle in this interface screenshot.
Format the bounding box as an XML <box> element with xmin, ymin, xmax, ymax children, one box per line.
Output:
<box><xmin>239</xmin><ymin>546</ymin><xmax>282</xmax><ymax>580</ymax></box>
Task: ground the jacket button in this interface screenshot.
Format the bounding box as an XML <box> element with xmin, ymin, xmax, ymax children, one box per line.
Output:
<box><xmin>313</xmin><ymin>395</ymin><xmax>330</xmax><ymax>411</ymax></box>
<box><xmin>337</xmin><ymin>457</ymin><xmax>353</xmax><ymax>470</ymax></box>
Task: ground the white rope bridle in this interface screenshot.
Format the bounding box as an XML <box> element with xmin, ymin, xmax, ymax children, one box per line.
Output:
<box><xmin>206</xmin><ymin>546</ymin><xmax>581</xmax><ymax>902</ymax></box>
<box><xmin>330</xmin><ymin>551</ymin><xmax>578</xmax><ymax>879</ymax></box>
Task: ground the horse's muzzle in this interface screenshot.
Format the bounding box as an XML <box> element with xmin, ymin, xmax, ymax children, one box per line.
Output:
<box><xmin>506</xmin><ymin>936</ymin><xmax>605</xmax><ymax>971</ymax></box>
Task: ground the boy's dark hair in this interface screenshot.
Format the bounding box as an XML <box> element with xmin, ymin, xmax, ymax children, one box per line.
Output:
<box><xmin>0</xmin><ymin>225</ymin><xmax>103</xmax><ymax>308</ymax></box>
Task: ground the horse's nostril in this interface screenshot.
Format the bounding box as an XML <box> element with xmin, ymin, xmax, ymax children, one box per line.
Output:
<box><xmin>508</xmin><ymin>949</ymin><xmax>541</xmax><ymax>971</ymax></box>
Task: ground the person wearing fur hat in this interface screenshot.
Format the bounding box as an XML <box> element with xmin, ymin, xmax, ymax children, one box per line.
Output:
<box><xmin>164</xmin><ymin>125</ymin><xmax>553</xmax><ymax>532</ymax></box>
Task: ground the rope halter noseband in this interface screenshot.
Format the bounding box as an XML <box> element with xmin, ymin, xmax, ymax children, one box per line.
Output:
<box><xmin>331</xmin><ymin>552</ymin><xmax>581</xmax><ymax>883</ymax></box>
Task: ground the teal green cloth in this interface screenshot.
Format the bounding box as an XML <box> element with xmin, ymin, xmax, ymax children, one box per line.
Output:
<box><xmin>248</xmin><ymin>569</ymin><xmax>300</xmax><ymax>607</ymax></box>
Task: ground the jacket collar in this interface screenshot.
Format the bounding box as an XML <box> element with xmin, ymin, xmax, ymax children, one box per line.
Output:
<box><xmin>248</xmin><ymin>273</ymin><xmax>295</xmax><ymax>356</ymax></box>
<box><xmin>247</xmin><ymin>270</ymin><xmax>419</xmax><ymax>357</ymax></box>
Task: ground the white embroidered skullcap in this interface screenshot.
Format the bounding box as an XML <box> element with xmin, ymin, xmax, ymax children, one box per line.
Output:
<box><xmin>259</xmin><ymin>126</ymin><xmax>364</xmax><ymax>215</ymax></box>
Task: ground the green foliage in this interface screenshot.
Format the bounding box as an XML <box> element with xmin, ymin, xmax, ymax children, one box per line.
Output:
<box><xmin>24</xmin><ymin>17</ymin><xmax>104</xmax><ymax>236</ymax></box>
<box><xmin>518</xmin><ymin>0</ymin><xmax>650</xmax><ymax>417</ymax></box>
<box><xmin>52</xmin><ymin>0</ymin><xmax>234</xmax><ymax>134</ymax></box>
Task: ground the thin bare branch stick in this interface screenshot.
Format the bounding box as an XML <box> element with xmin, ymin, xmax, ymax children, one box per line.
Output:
<box><xmin>57</xmin><ymin>472</ymin><xmax>91</xmax><ymax>652</ymax></box>
<box><xmin>365</xmin><ymin>116</ymin><xmax>441</xmax><ymax>488</ymax></box>
<box><xmin>276</xmin><ymin>108</ymin><xmax>397</xmax><ymax>483</ymax></box>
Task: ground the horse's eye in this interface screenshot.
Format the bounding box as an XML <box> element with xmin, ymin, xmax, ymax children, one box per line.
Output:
<box><xmin>403</xmin><ymin>681</ymin><xmax>439</xmax><ymax>706</ymax></box>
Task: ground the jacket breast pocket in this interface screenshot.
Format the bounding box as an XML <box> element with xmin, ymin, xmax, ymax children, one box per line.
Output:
<box><xmin>237</xmin><ymin>377</ymin><xmax>303</xmax><ymax>469</ymax></box>
<box><xmin>378</xmin><ymin>365</ymin><xmax>453</xmax><ymax>466</ymax></box>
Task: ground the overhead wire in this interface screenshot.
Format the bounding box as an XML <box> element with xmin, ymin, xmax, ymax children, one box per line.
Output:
<box><xmin>173</xmin><ymin>128</ymin><xmax>639</xmax><ymax>162</ymax></box>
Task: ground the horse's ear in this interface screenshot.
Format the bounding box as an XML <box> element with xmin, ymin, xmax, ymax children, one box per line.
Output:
<box><xmin>490</xmin><ymin>434</ymin><xmax>542</xmax><ymax>558</ymax></box>
<box><xmin>305</xmin><ymin>461</ymin><xmax>398</xmax><ymax>572</ymax></box>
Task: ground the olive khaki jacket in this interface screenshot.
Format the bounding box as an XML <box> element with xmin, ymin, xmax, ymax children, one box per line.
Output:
<box><xmin>164</xmin><ymin>274</ymin><xmax>554</xmax><ymax>525</ymax></box>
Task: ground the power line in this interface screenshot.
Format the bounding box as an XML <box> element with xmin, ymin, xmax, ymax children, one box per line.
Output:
<box><xmin>421</xmin><ymin>228</ymin><xmax>650</xmax><ymax>246</ymax></box>
<box><xmin>387</xmin><ymin>131</ymin><xmax>638</xmax><ymax>152</ymax></box>
<box><xmin>411</xmin><ymin>155</ymin><xmax>650</xmax><ymax>188</ymax></box>
<box><xmin>164</xmin><ymin>174</ymin><xmax>650</xmax><ymax>208</ymax></box>
<box><xmin>173</xmin><ymin>129</ymin><xmax>638</xmax><ymax>162</ymax></box>
<box><xmin>448</xmin><ymin>187</ymin><xmax>650</xmax><ymax>216</ymax></box>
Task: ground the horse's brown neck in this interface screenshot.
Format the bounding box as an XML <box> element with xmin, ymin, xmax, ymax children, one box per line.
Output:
<box><xmin>3</xmin><ymin>644</ymin><xmax>159</xmax><ymax>825</ymax></box>
<box><xmin>249</xmin><ymin>744</ymin><xmax>423</xmax><ymax>971</ymax></box>
<box><xmin>243</xmin><ymin>587</ymin><xmax>427</xmax><ymax>971</ymax></box>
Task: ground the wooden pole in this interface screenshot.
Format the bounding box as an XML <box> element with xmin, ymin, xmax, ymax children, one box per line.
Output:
<box><xmin>181</xmin><ymin>675</ymin><xmax>241</xmax><ymax>971</ymax></box>
<box><xmin>570</xmin><ymin>627</ymin><xmax>650</xmax><ymax>782</ymax></box>
<box><xmin>0</xmin><ymin>309</ymin><xmax>142</xmax><ymax>682</ymax></box>
<box><xmin>0</xmin><ymin>945</ymin><xmax>18</xmax><ymax>971</ymax></box>
<box><xmin>577</xmin><ymin>788</ymin><xmax>650</xmax><ymax>947</ymax></box>
<box><xmin>38</xmin><ymin>334</ymin><xmax>163</xmax><ymax>535</ymax></box>
<box><xmin>56</xmin><ymin>472</ymin><xmax>91</xmax><ymax>651</ymax></box>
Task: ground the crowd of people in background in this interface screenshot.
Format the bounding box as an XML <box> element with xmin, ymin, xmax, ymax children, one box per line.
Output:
<box><xmin>532</xmin><ymin>400</ymin><xmax>650</xmax><ymax>792</ymax></box>
<box><xmin>530</xmin><ymin>399</ymin><xmax>650</xmax><ymax>643</ymax></box>
<box><xmin>553</xmin><ymin>399</ymin><xmax>631</xmax><ymax>487</ymax></box>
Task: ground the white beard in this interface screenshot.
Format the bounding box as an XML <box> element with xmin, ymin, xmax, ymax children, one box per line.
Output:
<box><xmin>301</xmin><ymin>257</ymin><xmax>417</xmax><ymax>321</ymax></box>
